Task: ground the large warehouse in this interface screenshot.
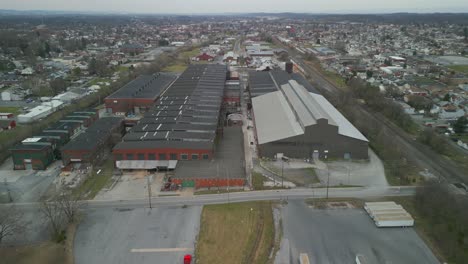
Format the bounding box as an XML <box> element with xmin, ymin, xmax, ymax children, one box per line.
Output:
<box><xmin>250</xmin><ymin>71</ymin><xmax>369</xmax><ymax>160</ymax></box>
<box><xmin>112</xmin><ymin>64</ymin><xmax>227</xmax><ymax>169</ymax></box>
<box><xmin>104</xmin><ymin>73</ymin><xmax>176</xmax><ymax>115</ymax></box>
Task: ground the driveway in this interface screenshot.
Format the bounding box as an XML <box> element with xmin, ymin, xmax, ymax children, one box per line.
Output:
<box><xmin>74</xmin><ymin>205</ymin><xmax>202</xmax><ymax>264</ymax></box>
<box><xmin>280</xmin><ymin>200</ymin><xmax>439</xmax><ymax>264</ymax></box>
<box><xmin>316</xmin><ymin>149</ymin><xmax>389</xmax><ymax>187</ymax></box>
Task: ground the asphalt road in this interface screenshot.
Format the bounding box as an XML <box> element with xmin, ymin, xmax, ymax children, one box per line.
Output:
<box><xmin>281</xmin><ymin>200</ymin><xmax>439</xmax><ymax>264</ymax></box>
<box><xmin>4</xmin><ymin>186</ymin><xmax>417</xmax><ymax>212</ymax></box>
<box><xmin>274</xmin><ymin>37</ymin><xmax>468</xmax><ymax>186</ymax></box>
<box><xmin>74</xmin><ymin>205</ymin><xmax>201</xmax><ymax>264</ymax></box>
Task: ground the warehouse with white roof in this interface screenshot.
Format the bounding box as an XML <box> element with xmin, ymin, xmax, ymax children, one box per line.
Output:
<box><xmin>250</xmin><ymin>71</ymin><xmax>369</xmax><ymax>160</ymax></box>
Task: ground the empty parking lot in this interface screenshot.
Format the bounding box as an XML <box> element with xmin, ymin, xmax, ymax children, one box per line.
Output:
<box><xmin>281</xmin><ymin>200</ymin><xmax>439</xmax><ymax>264</ymax></box>
<box><xmin>74</xmin><ymin>205</ymin><xmax>201</xmax><ymax>264</ymax></box>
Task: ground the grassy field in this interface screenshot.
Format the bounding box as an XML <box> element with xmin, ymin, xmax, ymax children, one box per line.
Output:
<box><xmin>72</xmin><ymin>158</ymin><xmax>114</xmax><ymax>199</ymax></box>
<box><xmin>0</xmin><ymin>221</ymin><xmax>77</xmax><ymax>264</ymax></box>
<box><xmin>447</xmin><ymin>64</ymin><xmax>468</xmax><ymax>74</ymax></box>
<box><xmin>179</xmin><ymin>48</ymin><xmax>200</xmax><ymax>61</ymax></box>
<box><xmin>324</xmin><ymin>70</ymin><xmax>347</xmax><ymax>88</ymax></box>
<box><xmin>252</xmin><ymin>172</ymin><xmax>268</xmax><ymax>190</ymax></box>
<box><xmin>0</xmin><ymin>106</ymin><xmax>22</xmax><ymax>115</ymax></box>
<box><xmin>0</xmin><ymin>242</ymin><xmax>67</xmax><ymax>264</ymax></box>
<box><xmin>383</xmin><ymin>161</ymin><xmax>423</xmax><ymax>186</ymax></box>
<box><xmin>88</xmin><ymin>77</ymin><xmax>111</xmax><ymax>86</ymax></box>
<box><xmin>196</xmin><ymin>202</ymin><xmax>275</xmax><ymax>264</ymax></box>
<box><xmin>162</xmin><ymin>64</ymin><xmax>188</xmax><ymax>72</ymax></box>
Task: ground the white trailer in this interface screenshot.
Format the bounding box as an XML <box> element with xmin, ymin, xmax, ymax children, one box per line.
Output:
<box><xmin>364</xmin><ymin>201</ymin><xmax>414</xmax><ymax>227</ymax></box>
<box><xmin>356</xmin><ymin>254</ymin><xmax>367</xmax><ymax>264</ymax></box>
<box><xmin>373</xmin><ymin>214</ymin><xmax>414</xmax><ymax>227</ymax></box>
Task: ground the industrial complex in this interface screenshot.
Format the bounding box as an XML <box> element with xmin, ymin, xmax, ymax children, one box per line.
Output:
<box><xmin>113</xmin><ymin>64</ymin><xmax>227</xmax><ymax>168</ymax></box>
<box><xmin>249</xmin><ymin>71</ymin><xmax>369</xmax><ymax>160</ymax></box>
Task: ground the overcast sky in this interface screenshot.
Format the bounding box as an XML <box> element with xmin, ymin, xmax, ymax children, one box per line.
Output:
<box><xmin>1</xmin><ymin>0</ymin><xmax>467</xmax><ymax>14</ymax></box>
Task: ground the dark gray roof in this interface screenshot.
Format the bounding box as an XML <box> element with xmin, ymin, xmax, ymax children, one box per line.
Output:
<box><xmin>113</xmin><ymin>64</ymin><xmax>227</xmax><ymax>152</ymax></box>
<box><xmin>123</xmin><ymin>131</ymin><xmax>215</xmax><ymax>142</ymax></box>
<box><xmin>106</xmin><ymin>73</ymin><xmax>176</xmax><ymax>100</ymax></box>
<box><xmin>62</xmin><ymin>117</ymin><xmax>123</xmax><ymax>151</ymax></box>
<box><xmin>11</xmin><ymin>143</ymin><xmax>50</xmax><ymax>151</ymax></box>
<box><xmin>132</xmin><ymin>123</ymin><xmax>217</xmax><ymax>133</ymax></box>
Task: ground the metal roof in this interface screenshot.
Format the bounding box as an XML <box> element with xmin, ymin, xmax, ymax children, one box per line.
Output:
<box><xmin>114</xmin><ymin>140</ymin><xmax>213</xmax><ymax>150</ymax></box>
<box><xmin>116</xmin><ymin>160</ymin><xmax>178</xmax><ymax>169</ymax></box>
<box><xmin>252</xmin><ymin>91</ymin><xmax>303</xmax><ymax>144</ymax></box>
<box><xmin>114</xmin><ymin>64</ymin><xmax>227</xmax><ymax>151</ymax></box>
<box><xmin>106</xmin><ymin>73</ymin><xmax>176</xmax><ymax>100</ymax></box>
<box><xmin>249</xmin><ymin>70</ymin><xmax>320</xmax><ymax>97</ymax></box>
<box><xmin>252</xmin><ymin>80</ymin><xmax>368</xmax><ymax>144</ymax></box>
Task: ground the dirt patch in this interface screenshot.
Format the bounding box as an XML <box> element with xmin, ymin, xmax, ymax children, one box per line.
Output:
<box><xmin>305</xmin><ymin>198</ymin><xmax>363</xmax><ymax>209</ymax></box>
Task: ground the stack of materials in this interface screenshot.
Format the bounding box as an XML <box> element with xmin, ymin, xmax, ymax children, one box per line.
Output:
<box><xmin>364</xmin><ymin>201</ymin><xmax>414</xmax><ymax>227</ymax></box>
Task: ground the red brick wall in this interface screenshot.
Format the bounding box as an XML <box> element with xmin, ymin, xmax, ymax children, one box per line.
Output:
<box><xmin>172</xmin><ymin>178</ymin><xmax>245</xmax><ymax>188</ymax></box>
<box><xmin>104</xmin><ymin>98</ymin><xmax>156</xmax><ymax>114</ymax></box>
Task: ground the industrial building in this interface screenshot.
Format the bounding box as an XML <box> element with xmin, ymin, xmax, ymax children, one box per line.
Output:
<box><xmin>11</xmin><ymin>138</ymin><xmax>56</xmax><ymax>170</ymax></box>
<box><xmin>104</xmin><ymin>73</ymin><xmax>176</xmax><ymax>115</ymax></box>
<box><xmin>10</xmin><ymin>110</ymin><xmax>98</xmax><ymax>170</ymax></box>
<box><xmin>113</xmin><ymin>64</ymin><xmax>227</xmax><ymax>170</ymax></box>
<box><xmin>250</xmin><ymin>71</ymin><xmax>369</xmax><ymax>160</ymax></box>
<box><xmin>61</xmin><ymin>117</ymin><xmax>124</xmax><ymax>166</ymax></box>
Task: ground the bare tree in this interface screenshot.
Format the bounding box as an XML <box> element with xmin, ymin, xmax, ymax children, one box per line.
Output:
<box><xmin>0</xmin><ymin>205</ymin><xmax>25</xmax><ymax>244</ymax></box>
<box><xmin>41</xmin><ymin>200</ymin><xmax>65</xmax><ymax>240</ymax></box>
<box><xmin>57</xmin><ymin>192</ymin><xmax>84</xmax><ymax>223</ymax></box>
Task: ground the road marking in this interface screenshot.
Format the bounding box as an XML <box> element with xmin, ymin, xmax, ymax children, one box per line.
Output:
<box><xmin>131</xmin><ymin>248</ymin><xmax>192</xmax><ymax>253</ymax></box>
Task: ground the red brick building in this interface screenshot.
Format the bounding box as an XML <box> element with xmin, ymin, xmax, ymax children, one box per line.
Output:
<box><xmin>104</xmin><ymin>73</ymin><xmax>176</xmax><ymax>115</ymax></box>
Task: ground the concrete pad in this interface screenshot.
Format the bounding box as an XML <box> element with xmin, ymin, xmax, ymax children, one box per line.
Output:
<box><xmin>316</xmin><ymin>149</ymin><xmax>388</xmax><ymax>187</ymax></box>
<box><xmin>95</xmin><ymin>172</ymin><xmax>164</xmax><ymax>201</ymax></box>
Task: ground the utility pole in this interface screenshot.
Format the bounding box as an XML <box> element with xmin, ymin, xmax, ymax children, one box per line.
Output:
<box><xmin>324</xmin><ymin>153</ymin><xmax>330</xmax><ymax>200</ymax></box>
<box><xmin>227</xmin><ymin>169</ymin><xmax>230</xmax><ymax>204</ymax></box>
<box><xmin>147</xmin><ymin>175</ymin><xmax>152</xmax><ymax>209</ymax></box>
<box><xmin>281</xmin><ymin>159</ymin><xmax>284</xmax><ymax>188</ymax></box>
<box><xmin>326</xmin><ymin>169</ymin><xmax>330</xmax><ymax>200</ymax></box>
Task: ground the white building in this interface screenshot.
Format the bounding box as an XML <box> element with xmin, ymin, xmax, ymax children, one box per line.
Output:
<box><xmin>17</xmin><ymin>100</ymin><xmax>64</xmax><ymax>123</ymax></box>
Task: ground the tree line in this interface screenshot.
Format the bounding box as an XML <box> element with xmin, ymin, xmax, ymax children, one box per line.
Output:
<box><xmin>415</xmin><ymin>181</ymin><xmax>468</xmax><ymax>263</ymax></box>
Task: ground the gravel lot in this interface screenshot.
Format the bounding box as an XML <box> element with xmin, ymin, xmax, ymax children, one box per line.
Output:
<box><xmin>280</xmin><ymin>200</ymin><xmax>439</xmax><ymax>264</ymax></box>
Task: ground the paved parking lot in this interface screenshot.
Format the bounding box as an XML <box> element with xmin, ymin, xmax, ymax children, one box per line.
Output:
<box><xmin>281</xmin><ymin>200</ymin><xmax>439</xmax><ymax>264</ymax></box>
<box><xmin>0</xmin><ymin>158</ymin><xmax>61</xmax><ymax>203</ymax></box>
<box><xmin>74</xmin><ymin>205</ymin><xmax>202</xmax><ymax>264</ymax></box>
<box><xmin>175</xmin><ymin>126</ymin><xmax>245</xmax><ymax>179</ymax></box>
